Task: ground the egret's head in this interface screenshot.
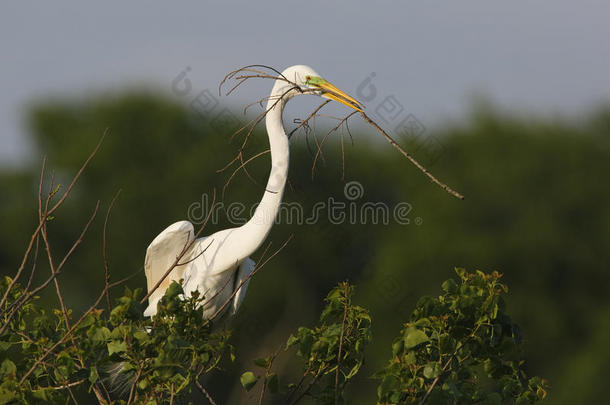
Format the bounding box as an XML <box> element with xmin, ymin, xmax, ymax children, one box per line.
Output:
<box><xmin>280</xmin><ymin>65</ymin><xmax>363</xmax><ymax>112</ymax></box>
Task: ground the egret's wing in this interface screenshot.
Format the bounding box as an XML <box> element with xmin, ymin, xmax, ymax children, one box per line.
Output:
<box><xmin>231</xmin><ymin>258</ymin><xmax>256</xmax><ymax>314</ymax></box>
<box><xmin>144</xmin><ymin>220</ymin><xmax>195</xmax><ymax>299</ymax></box>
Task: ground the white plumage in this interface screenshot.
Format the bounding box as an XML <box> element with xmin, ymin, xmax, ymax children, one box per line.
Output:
<box><xmin>142</xmin><ymin>65</ymin><xmax>362</xmax><ymax>319</ymax></box>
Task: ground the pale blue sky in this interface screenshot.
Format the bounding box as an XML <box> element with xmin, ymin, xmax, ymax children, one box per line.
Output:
<box><xmin>1</xmin><ymin>0</ymin><xmax>609</xmax><ymax>165</ymax></box>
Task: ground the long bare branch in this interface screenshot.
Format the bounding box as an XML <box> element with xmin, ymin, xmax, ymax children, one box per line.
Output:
<box><xmin>359</xmin><ymin>112</ymin><xmax>464</xmax><ymax>200</ymax></box>
<box><xmin>0</xmin><ymin>202</ymin><xmax>100</xmax><ymax>335</ymax></box>
<box><xmin>103</xmin><ymin>190</ymin><xmax>122</xmax><ymax>311</ymax></box>
<box><xmin>1</xmin><ymin>132</ymin><xmax>106</xmax><ymax>312</ymax></box>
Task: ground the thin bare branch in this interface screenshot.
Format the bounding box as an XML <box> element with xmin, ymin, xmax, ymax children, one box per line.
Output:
<box><xmin>126</xmin><ymin>367</ymin><xmax>142</xmax><ymax>405</ymax></box>
<box><xmin>221</xmin><ymin>149</ymin><xmax>270</xmax><ymax>198</ymax></box>
<box><xmin>359</xmin><ymin>112</ymin><xmax>464</xmax><ymax>200</ymax></box>
<box><xmin>1</xmin><ymin>132</ymin><xmax>105</xmax><ymax>313</ymax></box>
<box><xmin>48</xmin><ymin>129</ymin><xmax>108</xmax><ymax>215</ymax></box>
<box><xmin>288</xmin><ymin>100</ymin><xmax>331</xmax><ymax>139</ymax></box>
<box><xmin>335</xmin><ymin>283</ymin><xmax>349</xmax><ymax>405</ymax></box>
<box><xmin>340</xmin><ymin>125</ymin><xmax>346</xmax><ymax>180</ymax></box>
<box><xmin>311</xmin><ymin>111</ymin><xmax>359</xmax><ymax>179</ymax></box>
<box><xmin>0</xmin><ymin>202</ymin><xmax>100</xmax><ymax>335</ymax></box>
<box><xmin>219</xmin><ymin>65</ymin><xmax>293</xmax><ymax>97</ymax></box>
<box><xmin>103</xmin><ymin>190</ymin><xmax>122</xmax><ymax>311</ymax></box>
<box><xmin>0</xmin><ymin>158</ymin><xmax>46</xmax><ymax>313</ymax></box>
<box><xmin>195</xmin><ymin>379</ymin><xmax>218</xmax><ymax>405</ymax></box>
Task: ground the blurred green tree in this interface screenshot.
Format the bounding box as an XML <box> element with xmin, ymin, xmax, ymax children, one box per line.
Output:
<box><xmin>0</xmin><ymin>92</ymin><xmax>609</xmax><ymax>403</ymax></box>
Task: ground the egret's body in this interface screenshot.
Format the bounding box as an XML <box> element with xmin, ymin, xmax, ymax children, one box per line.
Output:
<box><xmin>143</xmin><ymin>65</ymin><xmax>361</xmax><ymax>319</ymax></box>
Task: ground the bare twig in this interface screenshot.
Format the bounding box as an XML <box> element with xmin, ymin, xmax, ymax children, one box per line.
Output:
<box><xmin>126</xmin><ymin>367</ymin><xmax>142</xmax><ymax>405</ymax></box>
<box><xmin>335</xmin><ymin>283</ymin><xmax>349</xmax><ymax>405</ymax></box>
<box><xmin>1</xmin><ymin>132</ymin><xmax>106</xmax><ymax>313</ymax></box>
<box><xmin>45</xmin><ymin>379</ymin><xmax>85</xmax><ymax>391</ymax></box>
<box><xmin>311</xmin><ymin>111</ymin><xmax>359</xmax><ymax>179</ymax></box>
<box><xmin>219</xmin><ymin>85</ymin><xmax>297</xmax><ymax>183</ymax></box>
<box><xmin>103</xmin><ymin>190</ymin><xmax>122</xmax><ymax>311</ymax></box>
<box><xmin>48</xmin><ymin>130</ymin><xmax>108</xmax><ymax>215</ymax></box>
<box><xmin>221</xmin><ymin>149</ymin><xmax>270</xmax><ymax>198</ymax></box>
<box><xmin>22</xmin><ymin>235</ymin><xmax>40</xmax><ymax>297</ymax></box>
<box><xmin>0</xmin><ymin>158</ymin><xmax>46</xmax><ymax>313</ymax></box>
<box><xmin>288</xmin><ymin>100</ymin><xmax>331</xmax><ymax>139</ymax></box>
<box><xmin>359</xmin><ymin>112</ymin><xmax>464</xmax><ymax>200</ymax></box>
<box><xmin>287</xmin><ymin>375</ymin><xmax>321</xmax><ymax>405</ymax></box>
<box><xmin>195</xmin><ymin>379</ymin><xmax>218</xmax><ymax>405</ymax></box>
<box><xmin>256</xmin><ymin>347</ymin><xmax>282</xmax><ymax>405</ymax></box>
<box><xmin>219</xmin><ymin>65</ymin><xmax>293</xmax><ymax>97</ymax></box>
<box><xmin>221</xmin><ymin>64</ymin><xmax>464</xmax><ymax>202</ymax></box>
<box><xmin>0</xmin><ymin>202</ymin><xmax>100</xmax><ymax>336</ymax></box>
<box><xmin>340</xmin><ymin>124</ymin><xmax>346</xmax><ymax>180</ymax></box>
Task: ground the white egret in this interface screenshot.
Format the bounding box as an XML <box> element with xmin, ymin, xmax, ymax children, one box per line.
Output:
<box><xmin>143</xmin><ymin>65</ymin><xmax>362</xmax><ymax>319</ymax></box>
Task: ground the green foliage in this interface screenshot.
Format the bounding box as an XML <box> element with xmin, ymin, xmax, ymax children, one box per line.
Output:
<box><xmin>241</xmin><ymin>282</ymin><xmax>372</xmax><ymax>404</ymax></box>
<box><xmin>2</xmin><ymin>249</ymin><xmax>546</xmax><ymax>404</ymax></box>
<box><xmin>0</xmin><ymin>277</ymin><xmax>231</xmax><ymax>404</ymax></box>
<box><xmin>0</xmin><ymin>93</ymin><xmax>595</xmax><ymax>403</ymax></box>
<box><xmin>375</xmin><ymin>269</ymin><xmax>548</xmax><ymax>404</ymax></box>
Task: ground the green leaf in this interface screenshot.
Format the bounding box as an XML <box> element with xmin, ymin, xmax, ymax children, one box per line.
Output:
<box><xmin>377</xmin><ymin>375</ymin><xmax>399</xmax><ymax>400</ymax></box>
<box><xmin>455</xmin><ymin>267</ymin><xmax>467</xmax><ymax>280</ymax></box>
<box><xmin>441</xmin><ymin>278</ymin><xmax>458</xmax><ymax>293</ymax></box>
<box><xmin>392</xmin><ymin>339</ymin><xmax>404</xmax><ymax>357</ymax></box>
<box><xmin>298</xmin><ymin>332</ymin><xmax>314</xmax><ymax>358</ymax></box>
<box><xmin>165</xmin><ymin>281</ymin><xmax>184</xmax><ymax>299</ymax></box>
<box><xmin>133</xmin><ymin>330</ymin><xmax>149</xmax><ymax>342</ymax></box>
<box><xmin>253</xmin><ymin>357</ymin><xmax>269</xmax><ymax>368</ymax></box>
<box><xmin>107</xmin><ymin>340</ymin><xmax>127</xmax><ymax>355</ymax></box>
<box><xmin>423</xmin><ymin>362</ymin><xmax>441</xmax><ymax>379</ymax></box>
<box><xmin>404</xmin><ymin>327</ymin><xmax>429</xmax><ymax>349</ymax></box>
<box><xmin>0</xmin><ymin>341</ymin><xmax>12</xmax><ymax>353</ymax></box>
<box><xmin>286</xmin><ymin>334</ymin><xmax>299</xmax><ymax>348</ymax></box>
<box><xmin>0</xmin><ymin>359</ymin><xmax>16</xmax><ymax>377</ymax></box>
<box><xmin>87</xmin><ymin>326</ymin><xmax>111</xmax><ymax>344</ymax></box>
<box><xmin>403</xmin><ymin>351</ymin><xmax>417</xmax><ymax>365</ymax></box>
<box><xmin>240</xmin><ymin>371</ymin><xmax>258</xmax><ymax>392</ymax></box>
<box><xmin>88</xmin><ymin>366</ymin><xmax>99</xmax><ymax>385</ymax></box>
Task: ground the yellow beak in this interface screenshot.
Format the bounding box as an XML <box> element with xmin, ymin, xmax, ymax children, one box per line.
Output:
<box><xmin>316</xmin><ymin>81</ymin><xmax>363</xmax><ymax>112</ymax></box>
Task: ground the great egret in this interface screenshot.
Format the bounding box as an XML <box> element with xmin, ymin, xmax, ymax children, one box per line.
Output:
<box><xmin>143</xmin><ymin>65</ymin><xmax>362</xmax><ymax>319</ymax></box>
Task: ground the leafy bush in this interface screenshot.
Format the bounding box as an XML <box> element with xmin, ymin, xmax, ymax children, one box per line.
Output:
<box><xmin>0</xmin><ymin>144</ymin><xmax>547</xmax><ymax>404</ymax></box>
<box><xmin>0</xmin><ymin>277</ymin><xmax>232</xmax><ymax>404</ymax></box>
<box><xmin>1</xmin><ymin>265</ymin><xmax>547</xmax><ymax>404</ymax></box>
<box><xmin>240</xmin><ymin>282</ymin><xmax>372</xmax><ymax>404</ymax></box>
<box><xmin>375</xmin><ymin>269</ymin><xmax>548</xmax><ymax>404</ymax></box>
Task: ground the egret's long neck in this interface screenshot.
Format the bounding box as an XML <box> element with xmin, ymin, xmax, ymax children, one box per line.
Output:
<box><xmin>237</xmin><ymin>90</ymin><xmax>289</xmax><ymax>256</ymax></box>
